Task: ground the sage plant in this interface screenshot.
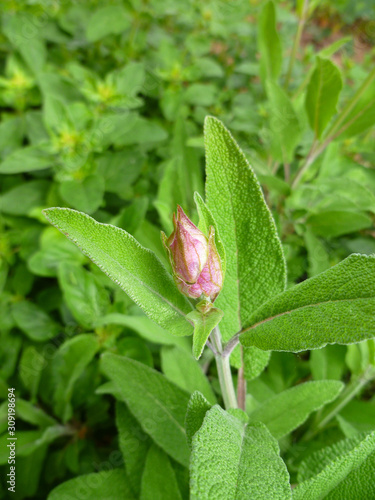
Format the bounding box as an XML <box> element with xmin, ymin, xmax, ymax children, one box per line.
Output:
<box><xmin>44</xmin><ymin>117</ymin><xmax>375</xmax><ymax>499</ymax></box>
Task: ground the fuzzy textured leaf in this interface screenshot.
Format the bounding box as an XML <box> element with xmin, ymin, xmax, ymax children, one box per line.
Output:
<box><xmin>190</xmin><ymin>406</ymin><xmax>291</xmax><ymax>499</ymax></box>
<box><xmin>248</xmin><ymin>380</ymin><xmax>343</xmax><ymax>438</ymax></box>
<box><xmin>258</xmin><ymin>1</ymin><xmax>282</xmax><ymax>82</ymax></box>
<box><xmin>266</xmin><ymin>80</ymin><xmax>301</xmax><ymax>164</ymax></box>
<box><xmin>116</xmin><ymin>401</ymin><xmax>150</xmax><ymax>497</ymax></box>
<box><xmin>48</xmin><ymin>469</ymin><xmax>134</xmax><ymax>500</ymax></box>
<box><xmin>53</xmin><ymin>334</ymin><xmax>100</xmax><ymax>422</ymax></box>
<box><xmin>185</xmin><ymin>392</ymin><xmax>212</xmax><ymax>448</ymax></box>
<box><xmin>140</xmin><ymin>444</ymin><xmax>182</xmax><ymax>500</ymax></box>
<box><xmin>43</xmin><ymin>208</ymin><xmax>193</xmax><ymax>337</ymax></box>
<box><xmin>305</xmin><ymin>57</ymin><xmax>342</xmax><ymax>138</ymax></box>
<box><xmin>12</xmin><ymin>301</ymin><xmax>60</xmax><ymax>342</ymax></box>
<box><xmin>241</xmin><ymin>254</ymin><xmax>375</xmax><ymax>352</ymax></box>
<box><xmin>187</xmin><ymin>308</ymin><xmax>224</xmax><ymax>360</ymax></box>
<box><xmin>101</xmin><ymin>353</ymin><xmax>190</xmax><ymax>466</ymax></box>
<box><xmin>94</xmin><ymin>313</ymin><xmax>191</xmax><ymax>351</ymax></box>
<box><xmin>161</xmin><ymin>346</ymin><xmax>217</xmax><ymax>404</ymax></box>
<box><xmin>205</xmin><ymin>116</ymin><xmax>286</xmax><ymax>342</ymax></box>
<box><xmin>294</xmin><ymin>431</ymin><xmax>375</xmax><ymax>499</ymax></box>
<box><xmin>231</xmin><ymin>346</ymin><xmax>271</xmax><ymax>381</ymax></box>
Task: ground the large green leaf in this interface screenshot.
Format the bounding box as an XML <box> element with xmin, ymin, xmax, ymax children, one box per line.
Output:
<box><xmin>59</xmin><ymin>174</ymin><xmax>104</xmax><ymax>214</ymax></box>
<box><xmin>306</xmin><ymin>210</ymin><xmax>373</xmax><ymax>238</ymax></box>
<box><xmin>101</xmin><ymin>353</ymin><xmax>190</xmax><ymax>466</ymax></box>
<box><xmin>190</xmin><ymin>406</ymin><xmax>291</xmax><ymax>499</ymax></box>
<box><xmin>266</xmin><ymin>80</ymin><xmax>301</xmax><ymax>164</ymax></box>
<box><xmin>161</xmin><ymin>346</ymin><xmax>217</xmax><ymax>404</ymax></box>
<box><xmin>12</xmin><ymin>301</ymin><xmax>60</xmax><ymax>342</ymax></box>
<box><xmin>205</xmin><ymin>116</ymin><xmax>286</xmax><ymax>341</ymax></box>
<box><xmin>48</xmin><ymin>469</ymin><xmax>134</xmax><ymax>500</ymax></box>
<box><xmin>241</xmin><ymin>254</ymin><xmax>375</xmax><ymax>352</ymax></box>
<box><xmin>116</xmin><ymin>401</ymin><xmax>150</xmax><ymax>497</ymax></box>
<box><xmin>310</xmin><ymin>345</ymin><xmax>346</xmax><ymax>381</ymax></box>
<box><xmin>305</xmin><ymin>57</ymin><xmax>342</xmax><ymax>138</ymax></box>
<box><xmin>185</xmin><ymin>392</ymin><xmax>212</xmax><ymax>448</ymax></box>
<box><xmin>53</xmin><ymin>334</ymin><xmax>100</xmax><ymax>422</ymax></box>
<box><xmin>258</xmin><ymin>1</ymin><xmax>282</xmax><ymax>82</ymax></box>
<box><xmin>58</xmin><ymin>262</ymin><xmax>109</xmax><ymax>329</ymax></box>
<box><xmin>43</xmin><ymin>208</ymin><xmax>193</xmax><ymax>337</ymax></box>
<box><xmin>0</xmin><ymin>144</ymin><xmax>53</xmax><ymax>174</ymax></box>
<box><xmin>248</xmin><ymin>380</ymin><xmax>343</xmax><ymax>438</ymax></box>
<box><xmin>0</xmin><ymin>180</ymin><xmax>49</xmax><ymax>216</ymax></box>
<box><xmin>294</xmin><ymin>431</ymin><xmax>375</xmax><ymax>499</ymax></box>
<box><xmin>140</xmin><ymin>444</ymin><xmax>182</xmax><ymax>500</ymax></box>
<box><xmin>332</xmin><ymin>66</ymin><xmax>375</xmax><ymax>139</ymax></box>
<box><xmin>93</xmin><ymin>313</ymin><xmax>191</xmax><ymax>351</ymax></box>
<box><xmin>86</xmin><ymin>5</ymin><xmax>131</xmax><ymax>42</ymax></box>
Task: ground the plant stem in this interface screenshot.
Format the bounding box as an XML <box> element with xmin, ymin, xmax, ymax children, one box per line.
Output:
<box><xmin>324</xmin><ymin>65</ymin><xmax>375</xmax><ymax>140</ymax></box>
<box><xmin>237</xmin><ymin>346</ymin><xmax>247</xmax><ymax>411</ymax></box>
<box><xmin>292</xmin><ymin>66</ymin><xmax>375</xmax><ymax>188</ymax></box>
<box><xmin>222</xmin><ymin>332</ymin><xmax>240</xmax><ymax>357</ymax></box>
<box><xmin>284</xmin><ymin>0</ymin><xmax>309</xmax><ymax>90</ymax></box>
<box><xmin>211</xmin><ymin>326</ymin><xmax>238</xmax><ymax>409</ymax></box>
<box><xmin>291</xmin><ymin>139</ymin><xmax>319</xmax><ymax>188</ymax></box>
<box><xmin>302</xmin><ymin>366</ymin><xmax>375</xmax><ymax>441</ymax></box>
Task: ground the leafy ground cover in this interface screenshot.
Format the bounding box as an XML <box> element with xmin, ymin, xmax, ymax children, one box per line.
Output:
<box><xmin>0</xmin><ymin>1</ymin><xmax>374</xmax><ymax>498</ymax></box>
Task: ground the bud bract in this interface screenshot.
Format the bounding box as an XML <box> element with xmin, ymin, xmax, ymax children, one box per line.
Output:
<box><xmin>162</xmin><ymin>207</ymin><xmax>223</xmax><ymax>302</ymax></box>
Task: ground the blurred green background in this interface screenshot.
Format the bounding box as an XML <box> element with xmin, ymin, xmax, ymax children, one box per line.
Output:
<box><xmin>0</xmin><ymin>0</ymin><xmax>374</xmax><ymax>498</ymax></box>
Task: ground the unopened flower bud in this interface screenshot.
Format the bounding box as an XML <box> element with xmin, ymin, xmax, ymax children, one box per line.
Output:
<box><xmin>162</xmin><ymin>206</ymin><xmax>209</xmax><ymax>284</ymax></box>
<box><xmin>162</xmin><ymin>208</ymin><xmax>223</xmax><ymax>302</ymax></box>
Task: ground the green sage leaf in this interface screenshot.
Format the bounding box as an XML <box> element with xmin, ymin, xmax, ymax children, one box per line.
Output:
<box><xmin>190</xmin><ymin>406</ymin><xmax>291</xmax><ymax>499</ymax></box>
<box><xmin>187</xmin><ymin>307</ymin><xmax>224</xmax><ymax>360</ymax></box>
<box><xmin>161</xmin><ymin>346</ymin><xmax>216</xmax><ymax>403</ymax></box>
<box><xmin>205</xmin><ymin>116</ymin><xmax>286</xmax><ymax>342</ymax></box>
<box><xmin>43</xmin><ymin>208</ymin><xmax>194</xmax><ymax>337</ymax></box>
<box><xmin>185</xmin><ymin>392</ymin><xmax>212</xmax><ymax>449</ymax></box>
<box><xmin>140</xmin><ymin>444</ymin><xmax>182</xmax><ymax>500</ymax></box>
<box><xmin>248</xmin><ymin>380</ymin><xmax>343</xmax><ymax>439</ymax></box>
<box><xmin>294</xmin><ymin>431</ymin><xmax>375</xmax><ymax>499</ymax></box>
<box><xmin>48</xmin><ymin>469</ymin><xmax>134</xmax><ymax>500</ymax></box>
<box><xmin>258</xmin><ymin>1</ymin><xmax>282</xmax><ymax>82</ymax></box>
<box><xmin>101</xmin><ymin>353</ymin><xmax>190</xmax><ymax>466</ymax></box>
<box><xmin>266</xmin><ymin>80</ymin><xmax>301</xmax><ymax>164</ymax></box>
<box><xmin>241</xmin><ymin>254</ymin><xmax>375</xmax><ymax>352</ymax></box>
<box><xmin>116</xmin><ymin>401</ymin><xmax>150</xmax><ymax>497</ymax></box>
<box><xmin>305</xmin><ymin>57</ymin><xmax>342</xmax><ymax>138</ymax></box>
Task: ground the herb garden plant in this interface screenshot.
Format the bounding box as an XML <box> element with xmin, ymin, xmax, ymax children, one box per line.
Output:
<box><xmin>42</xmin><ymin>116</ymin><xmax>375</xmax><ymax>499</ymax></box>
<box><xmin>1</xmin><ymin>0</ymin><xmax>375</xmax><ymax>498</ymax></box>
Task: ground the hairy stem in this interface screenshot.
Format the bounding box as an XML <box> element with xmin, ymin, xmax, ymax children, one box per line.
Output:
<box><xmin>222</xmin><ymin>332</ymin><xmax>240</xmax><ymax>357</ymax></box>
<box><xmin>211</xmin><ymin>326</ymin><xmax>238</xmax><ymax>409</ymax></box>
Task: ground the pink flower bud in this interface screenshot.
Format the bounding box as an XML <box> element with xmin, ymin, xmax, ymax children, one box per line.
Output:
<box><xmin>162</xmin><ymin>206</ymin><xmax>209</xmax><ymax>284</ymax></box>
<box><xmin>162</xmin><ymin>208</ymin><xmax>223</xmax><ymax>302</ymax></box>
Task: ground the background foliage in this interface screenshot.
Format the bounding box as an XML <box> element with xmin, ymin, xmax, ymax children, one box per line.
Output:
<box><xmin>0</xmin><ymin>0</ymin><xmax>374</xmax><ymax>498</ymax></box>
